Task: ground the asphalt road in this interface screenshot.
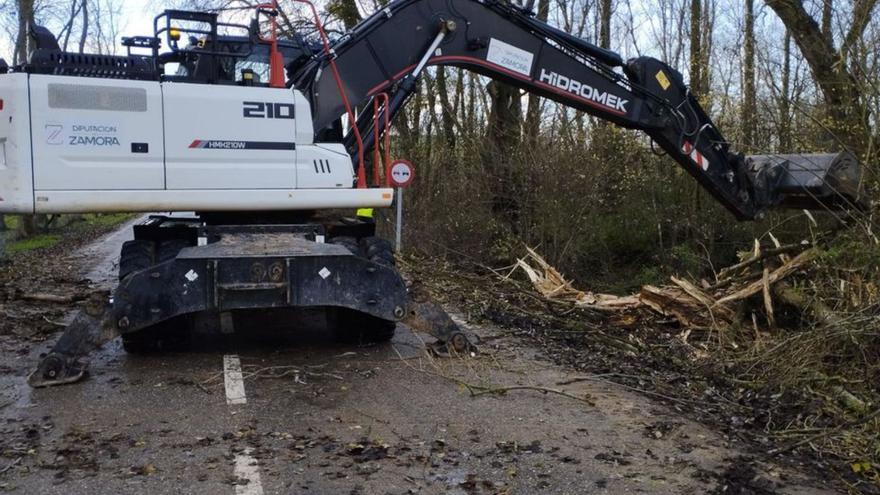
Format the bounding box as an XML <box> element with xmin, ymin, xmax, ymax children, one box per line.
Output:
<box><xmin>0</xmin><ymin>221</ymin><xmax>841</xmax><ymax>494</ymax></box>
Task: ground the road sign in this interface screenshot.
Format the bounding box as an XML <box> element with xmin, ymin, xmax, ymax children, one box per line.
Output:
<box><xmin>388</xmin><ymin>159</ymin><xmax>415</xmax><ymax>188</ymax></box>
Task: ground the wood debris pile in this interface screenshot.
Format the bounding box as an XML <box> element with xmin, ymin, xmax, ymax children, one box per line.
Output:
<box><xmin>515</xmin><ymin>248</ymin><xmax>641</xmax><ymax>310</ymax></box>
<box><xmin>516</xmin><ymin>242</ymin><xmax>819</xmax><ymax>330</ymax></box>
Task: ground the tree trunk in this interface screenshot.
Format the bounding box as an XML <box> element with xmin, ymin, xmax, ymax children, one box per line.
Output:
<box><xmin>599</xmin><ymin>0</ymin><xmax>612</xmax><ymax>49</ymax></box>
<box><xmin>78</xmin><ymin>0</ymin><xmax>89</xmax><ymax>53</ymax></box>
<box><xmin>435</xmin><ymin>67</ymin><xmax>456</xmax><ymax>147</ymax></box>
<box><xmin>328</xmin><ymin>0</ymin><xmax>362</xmax><ymax>29</ymax></box>
<box><xmin>467</xmin><ymin>72</ymin><xmax>477</xmax><ymax>132</ymax></box>
<box><xmin>821</xmin><ymin>0</ymin><xmax>833</xmax><ymax>45</ymax></box>
<box><xmin>524</xmin><ymin>0</ymin><xmax>549</xmax><ymax>147</ymax></box>
<box><xmin>765</xmin><ymin>0</ymin><xmax>873</xmax><ymax>157</ymax></box>
<box><xmin>455</xmin><ymin>69</ymin><xmax>467</xmax><ymax>138</ymax></box>
<box><xmin>779</xmin><ymin>31</ymin><xmax>791</xmax><ymax>152</ymax></box>
<box><xmin>700</xmin><ymin>0</ymin><xmax>714</xmax><ymax>103</ymax></box>
<box><xmin>742</xmin><ymin>0</ymin><xmax>756</xmax><ymax>151</ymax></box>
<box><xmin>689</xmin><ymin>0</ymin><xmax>703</xmax><ymax>94</ymax></box>
<box><xmin>424</xmin><ymin>74</ymin><xmax>438</xmax><ymax>161</ymax></box>
<box><xmin>484</xmin><ymin>79</ymin><xmax>523</xmax><ymax>232</ymax></box>
<box><xmin>15</xmin><ymin>0</ymin><xmax>35</xmax><ymax>65</ymax></box>
<box><xmin>60</xmin><ymin>0</ymin><xmax>84</xmax><ymax>51</ymax></box>
<box><xmin>16</xmin><ymin>215</ymin><xmax>36</xmax><ymax>238</ymax></box>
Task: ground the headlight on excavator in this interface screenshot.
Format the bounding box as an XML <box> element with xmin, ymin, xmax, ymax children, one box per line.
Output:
<box><xmin>169</xmin><ymin>28</ymin><xmax>181</xmax><ymax>41</ymax></box>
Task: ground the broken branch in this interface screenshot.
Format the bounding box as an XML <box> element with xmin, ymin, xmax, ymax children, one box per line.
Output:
<box><xmin>717</xmin><ymin>243</ymin><xmax>806</xmax><ymax>280</ymax></box>
<box><xmin>715</xmin><ymin>248</ymin><xmax>819</xmax><ymax>306</ymax></box>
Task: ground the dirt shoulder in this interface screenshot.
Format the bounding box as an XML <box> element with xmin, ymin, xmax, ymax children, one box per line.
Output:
<box><xmin>402</xmin><ymin>254</ymin><xmax>874</xmax><ymax>494</ymax></box>
<box><xmin>0</xmin><ymin>216</ymin><xmax>138</xmax><ymax>343</ymax></box>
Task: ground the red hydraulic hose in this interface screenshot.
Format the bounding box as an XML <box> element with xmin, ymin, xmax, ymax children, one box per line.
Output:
<box><xmin>372</xmin><ymin>92</ymin><xmax>390</xmax><ymax>187</ymax></box>
<box><xmin>256</xmin><ymin>1</ymin><xmax>286</xmax><ymax>88</ymax></box>
<box><xmin>293</xmin><ymin>0</ymin><xmax>367</xmax><ymax>188</ymax></box>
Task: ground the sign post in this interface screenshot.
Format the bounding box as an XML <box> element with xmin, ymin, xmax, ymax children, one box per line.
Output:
<box><xmin>388</xmin><ymin>159</ymin><xmax>415</xmax><ymax>252</ymax></box>
<box><xmin>396</xmin><ymin>188</ymin><xmax>404</xmax><ymax>251</ymax></box>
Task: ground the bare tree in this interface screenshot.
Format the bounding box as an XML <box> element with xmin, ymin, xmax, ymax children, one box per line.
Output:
<box><xmin>78</xmin><ymin>0</ymin><xmax>88</xmax><ymax>53</ymax></box>
<box><xmin>742</xmin><ymin>0</ymin><xmax>756</xmax><ymax>150</ymax></box>
<box><xmin>525</xmin><ymin>0</ymin><xmax>549</xmax><ymax>146</ymax></box>
<box><xmin>599</xmin><ymin>0</ymin><xmax>612</xmax><ymax>48</ymax></box>
<box><xmin>327</xmin><ymin>0</ymin><xmax>361</xmax><ymax>29</ymax></box>
<box><xmin>779</xmin><ymin>30</ymin><xmax>791</xmax><ymax>151</ymax></box>
<box><xmin>765</xmin><ymin>0</ymin><xmax>877</xmax><ymax>156</ymax></box>
<box><xmin>821</xmin><ymin>0</ymin><xmax>832</xmax><ymax>43</ymax></box>
<box><xmin>435</xmin><ymin>67</ymin><xmax>456</xmax><ymax>147</ymax></box>
<box><xmin>58</xmin><ymin>0</ymin><xmax>83</xmax><ymax>51</ymax></box>
<box><xmin>14</xmin><ymin>0</ymin><xmax>34</xmax><ymax>65</ymax></box>
<box><xmin>484</xmin><ymin>78</ymin><xmax>523</xmax><ymax>231</ymax></box>
<box><xmin>689</xmin><ymin>0</ymin><xmax>702</xmax><ymax>94</ymax></box>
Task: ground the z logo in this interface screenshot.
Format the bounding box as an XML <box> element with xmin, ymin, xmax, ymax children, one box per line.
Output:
<box><xmin>45</xmin><ymin>124</ymin><xmax>64</xmax><ymax>145</ymax></box>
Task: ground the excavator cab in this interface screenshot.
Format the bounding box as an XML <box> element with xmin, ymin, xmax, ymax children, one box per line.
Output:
<box><xmin>148</xmin><ymin>9</ymin><xmax>315</xmax><ymax>86</ymax></box>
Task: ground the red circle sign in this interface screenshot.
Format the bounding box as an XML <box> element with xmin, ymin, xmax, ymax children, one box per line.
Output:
<box><xmin>388</xmin><ymin>159</ymin><xmax>415</xmax><ymax>188</ymax></box>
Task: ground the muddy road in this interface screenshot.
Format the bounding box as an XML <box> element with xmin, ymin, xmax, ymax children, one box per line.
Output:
<box><xmin>0</xmin><ymin>222</ymin><xmax>842</xmax><ymax>494</ymax></box>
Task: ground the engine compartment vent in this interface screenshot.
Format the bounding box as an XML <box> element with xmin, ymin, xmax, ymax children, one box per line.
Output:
<box><xmin>313</xmin><ymin>159</ymin><xmax>332</xmax><ymax>174</ymax></box>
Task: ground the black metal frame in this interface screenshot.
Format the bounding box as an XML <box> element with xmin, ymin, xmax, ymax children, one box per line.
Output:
<box><xmin>115</xmin><ymin>230</ymin><xmax>407</xmax><ymax>334</ymax></box>
<box><xmin>121</xmin><ymin>218</ymin><xmax>401</xmax><ymax>332</ymax></box>
<box><xmin>20</xmin><ymin>9</ymin><xmax>315</xmax><ymax>87</ymax></box>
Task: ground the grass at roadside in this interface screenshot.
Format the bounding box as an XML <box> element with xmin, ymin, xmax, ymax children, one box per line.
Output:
<box><xmin>5</xmin><ymin>234</ymin><xmax>60</xmax><ymax>254</ymax></box>
<box><xmin>2</xmin><ymin>214</ymin><xmax>18</xmax><ymax>230</ymax></box>
<box><xmin>1</xmin><ymin>213</ymin><xmax>136</xmax><ymax>257</ymax></box>
<box><xmin>82</xmin><ymin>213</ymin><xmax>135</xmax><ymax>227</ymax></box>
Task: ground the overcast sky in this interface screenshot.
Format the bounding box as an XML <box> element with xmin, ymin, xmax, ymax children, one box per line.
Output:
<box><xmin>2</xmin><ymin>0</ymin><xmax>155</xmax><ymax>61</ymax></box>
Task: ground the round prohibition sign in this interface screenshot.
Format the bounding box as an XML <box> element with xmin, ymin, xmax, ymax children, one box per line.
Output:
<box><xmin>388</xmin><ymin>159</ymin><xmax>415</xmax><ymax>188</ymax></box>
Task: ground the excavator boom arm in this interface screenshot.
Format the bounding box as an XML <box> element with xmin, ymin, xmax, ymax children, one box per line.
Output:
<box><xmin>292</xmin><ymin>0</ymin><xmax>862</xmax><ymax>220</ymax></box>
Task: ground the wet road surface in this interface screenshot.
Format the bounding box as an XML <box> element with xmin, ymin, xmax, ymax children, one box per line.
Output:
<box><xmin>0</xmin><ymin>222</ymin><xmax>841</xmax><ymax>494</ymax></box>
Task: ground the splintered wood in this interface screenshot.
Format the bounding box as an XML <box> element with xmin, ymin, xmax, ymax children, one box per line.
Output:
<box><xmin>515</xmin><ymin>248</ymin><xmax>641</xmax><ymax>310</ymax></box>
<box><xmin>517</xmin><ymin>243</ymin><xmax>817</xmax><ymax>330</ymax></box>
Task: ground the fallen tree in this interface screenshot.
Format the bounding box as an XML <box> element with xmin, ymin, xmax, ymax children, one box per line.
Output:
<box><xmin>515</xmin><ymin>243</ymin><xmax>821</xmax><ymax>332</ymax></box>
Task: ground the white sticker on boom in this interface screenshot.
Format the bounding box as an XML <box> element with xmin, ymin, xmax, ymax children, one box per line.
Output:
<box><xmin>486</xmin><ymin>38</ymin><xmax>534</xmax><ymax>77</ymax></box>
<box><xmin>185</xmin><ymin>269</ymin><xmax>199</xmax><ymax>282</ymax></box>
<box><xmin>319</xmin><ymin>267</ymin><xmax>331</xmax><ymax>279</ymax></box>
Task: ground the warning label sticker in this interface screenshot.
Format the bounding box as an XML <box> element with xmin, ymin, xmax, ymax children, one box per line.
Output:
<box><xmin>655</xmin><ymin>70</ymin><xmax>671</xmax><ymax>90</ymax></box>
<box><xmin>682</xmin><ymin>141</ymin><xmax>709</xmax><ymax>171</ymax></box>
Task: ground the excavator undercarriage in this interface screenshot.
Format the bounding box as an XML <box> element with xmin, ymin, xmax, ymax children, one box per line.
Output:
<box><xmin>29</xmin><ymin>216</ymin><xmax>470</xmax><ymax>387</ymax></box>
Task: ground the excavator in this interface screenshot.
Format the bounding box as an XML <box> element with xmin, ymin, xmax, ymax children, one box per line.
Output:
<box><xmin>0</xmin><ymin>0</ymin><xmax>862</xmax><ymax>387</ymax></box>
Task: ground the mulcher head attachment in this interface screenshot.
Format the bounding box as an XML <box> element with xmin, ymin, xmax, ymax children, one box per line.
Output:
<box><xmin>747</xmin><ymin>152</ymin><xmax>865</xmax><ymax>212</ymax></box>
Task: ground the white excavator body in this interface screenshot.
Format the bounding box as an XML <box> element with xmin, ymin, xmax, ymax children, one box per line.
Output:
<box><xmin>0</xmin><ymin>72</ymin><xmax>393</xmax><ymax>214</ymax></box>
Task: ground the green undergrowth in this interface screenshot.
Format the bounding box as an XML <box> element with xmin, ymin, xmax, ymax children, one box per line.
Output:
<box><xmin>2</xmin><ymin>214</ymin><xmax>18</xmax><ymax>230</ymax></box>
<box><xmin>0</xmin><ymin>213</ymin><xmax>135</xmax><ymax>257</ymax></box>
<box><xmin>6</xmin><ymin>234</ymin><xmax>60</xmax><ymax>254</ymax></box>
<box><xmin>82</xmin><ymin>213</ymin><xmax>136</xmax><ymax>227</ymax></box>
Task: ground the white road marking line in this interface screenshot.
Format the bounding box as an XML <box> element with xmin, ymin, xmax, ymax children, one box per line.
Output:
<box><xmin>233</xmin><ymin>448</ymin><xmax>264</xmax><ymax>495</ymax></box>
<box><xmin>223</xmin><ymin>355</ymin><xmax>247</xmax><ymax>405</ymax></box>
<box><xmin>224</xmin><ymin>356</ymin><xmax>264</xmax><ymax>494</ymax></box>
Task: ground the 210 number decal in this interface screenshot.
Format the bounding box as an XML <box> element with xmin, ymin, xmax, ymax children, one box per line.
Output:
<box><xmin>243</xmin><ymin>101</ymin><xmax>295</xmax><ymax>119</ymax></box>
